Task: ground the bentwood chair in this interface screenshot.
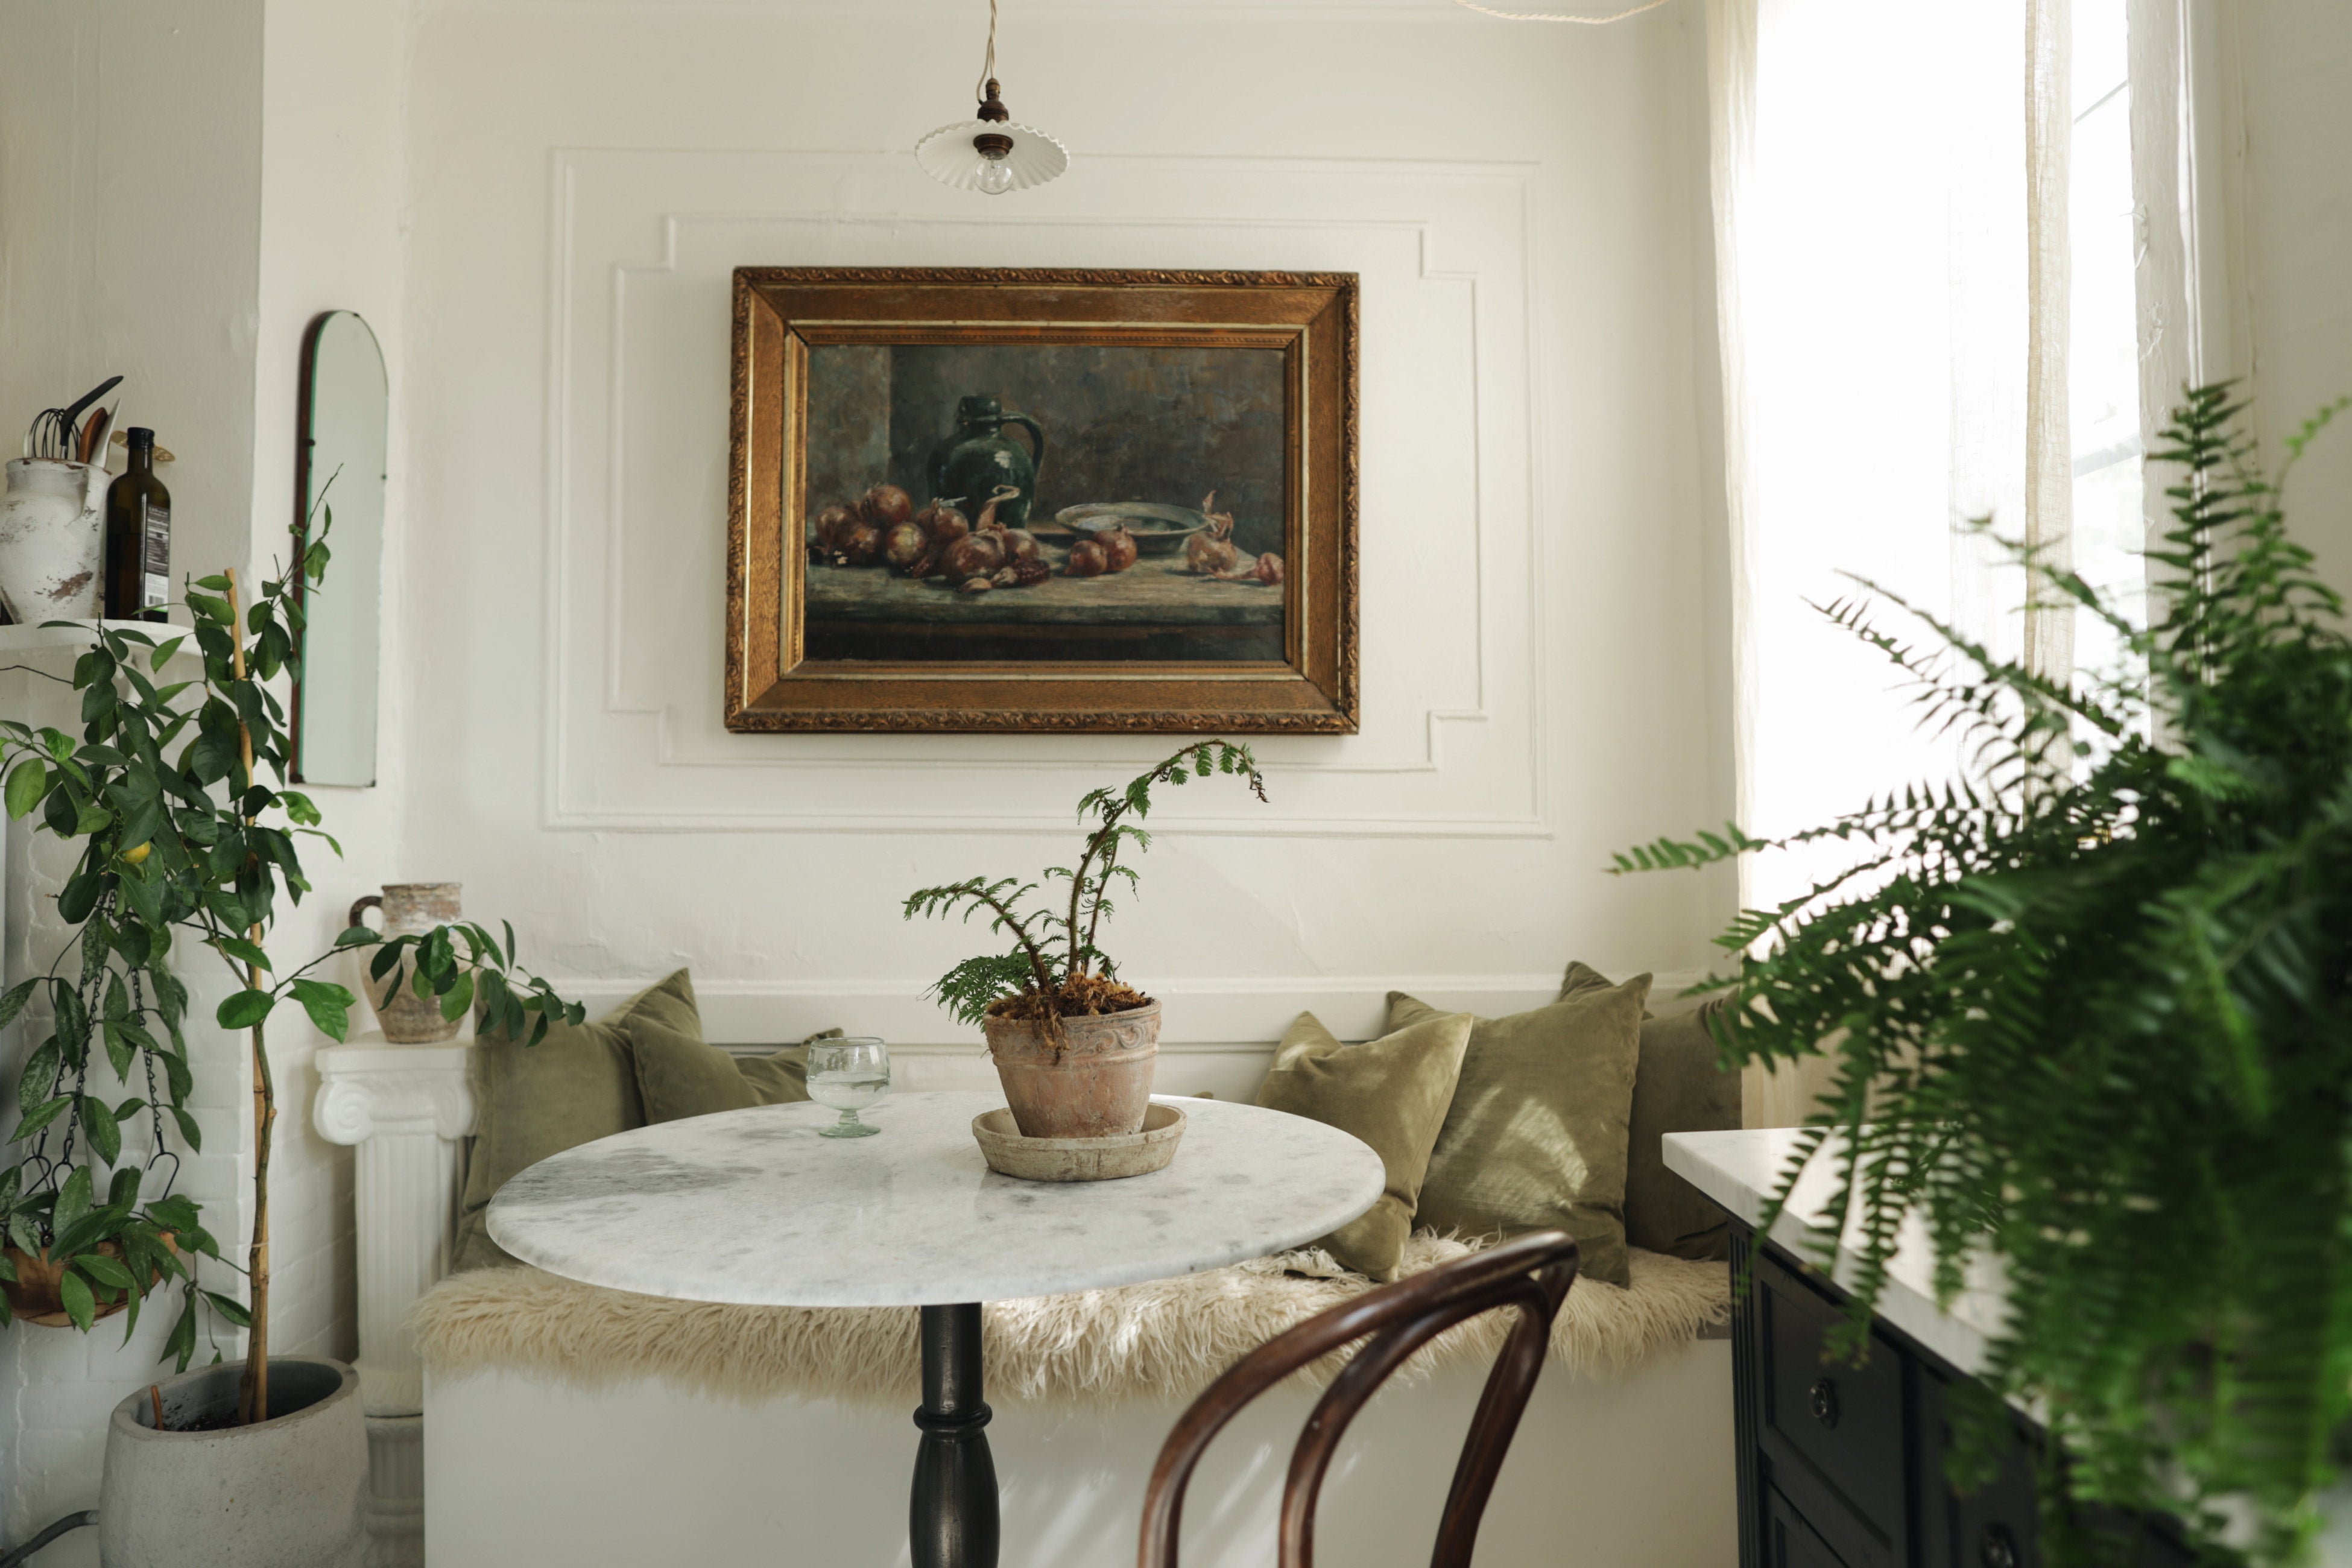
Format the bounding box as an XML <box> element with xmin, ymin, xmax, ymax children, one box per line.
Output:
<box><xmin>1136</xmin><ymin>1228</ymin><xmax>1581</xmax><ymax>1568</ymax></box>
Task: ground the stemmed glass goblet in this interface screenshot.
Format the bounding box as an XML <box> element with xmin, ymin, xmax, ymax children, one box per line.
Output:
<box><xmin>806</xmin><ymin>1037</ymin><xmax>891</xmax><ymax>1139</ymax></box>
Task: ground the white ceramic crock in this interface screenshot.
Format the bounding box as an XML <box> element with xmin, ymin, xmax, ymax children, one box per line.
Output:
<box><xmin>0</xmin><ymin>458</ymin><xmax>108</xmax><ymax>621</ymax></box>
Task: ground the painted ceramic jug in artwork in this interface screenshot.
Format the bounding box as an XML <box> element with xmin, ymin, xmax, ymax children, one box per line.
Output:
<box><xmin>0</xmin><ymin>459</ymin><xmax>109</xmax><ymax>622</ymax></box>
<box><xmin>349</xmin><ymin>882</ymin><xmax>464</xmax><ymax>1043</ymax></box>
<box><xmin>925</xmin><ymin>396</ymin><xmax>1046</xmax><ymax>526</ymax></box>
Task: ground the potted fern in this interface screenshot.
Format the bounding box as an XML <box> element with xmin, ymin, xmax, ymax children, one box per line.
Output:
<box><xmin>0</xmin><ymin>496</ymin><xmax>580</xmax><ymax>1566</ymax></box>
<box><xmin>905</xmin><ymin>740</ymin><xmax>1267</xmax><ymax>1138</ymax></box>
<box><xmin>1619</xmin><ymin>385</ymin><xmax>2352</xmax><ymax>1565</ymax></box>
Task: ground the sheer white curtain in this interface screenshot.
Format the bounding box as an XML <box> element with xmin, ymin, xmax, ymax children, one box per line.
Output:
<box><xmin>1705</xmin><ymin>0</ymin><xmax>2163</xmax><ymax>1125</ymax></box>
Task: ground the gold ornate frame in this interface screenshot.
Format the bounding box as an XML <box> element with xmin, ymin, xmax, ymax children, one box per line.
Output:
<box><xmin>724</xmin><ymin>268</ymin><xmax>1358</xmax><ymax>733</ymax></box>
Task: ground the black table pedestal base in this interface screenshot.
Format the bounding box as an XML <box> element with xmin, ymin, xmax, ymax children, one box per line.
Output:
<box><xmin>911</xmin><ymin>1302</ymin><xmax>998</xmax><ymax>1568</ymax></box>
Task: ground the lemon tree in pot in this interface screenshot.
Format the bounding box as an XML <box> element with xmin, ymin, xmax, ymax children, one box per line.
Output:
<box><xmin>905</xmin><ymin>741</ymin><xmax>1267</xmax><ymax>1138</ymax></box>
<box><xmin>0</xmin><ymin>495</ymin><xmax>581</xmax><ymax>1566</ymax></box>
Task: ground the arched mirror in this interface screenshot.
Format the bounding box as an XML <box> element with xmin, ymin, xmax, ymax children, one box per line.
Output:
<box><xmin>293</xmin><ymin>311</ymin><xmax>387</xmax><ymax>786</ymax></box>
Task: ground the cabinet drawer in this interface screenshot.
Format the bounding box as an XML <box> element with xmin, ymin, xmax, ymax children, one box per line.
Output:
<box><xmin>1918</xmin><ymin>1371</ymin><xmax>2040</xmax><ymax>1568</ymax></box>
<box><xmin>1757</xmin><ymin>1251</ymin><xmax>1909</xmax><ymax>1555</ymax></box>
<box><xmin>1767</xmin><ymin>1485</ymin><xmax>1855</xmax><ymax>1568</ymax></box>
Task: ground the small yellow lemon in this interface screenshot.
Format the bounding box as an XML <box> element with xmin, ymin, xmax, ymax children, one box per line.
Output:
<box><xmin>122</xmin><ymin>842</ymin><xmax>151</xmax><ymax>865</ymax></box>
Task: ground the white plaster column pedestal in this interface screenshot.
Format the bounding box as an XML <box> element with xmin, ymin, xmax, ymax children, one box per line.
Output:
<box><xmin>313</xmin><ymin>1034</ymin><xmax>473</xmax><ymax>1568</ymax></box>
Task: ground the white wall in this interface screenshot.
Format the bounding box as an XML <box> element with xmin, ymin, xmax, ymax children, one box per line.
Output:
<box><xmin>2221</xmin><ymin>1</ymin><xmax>2352</xmax><ymax>584</ymax></box>
<box><xmin>0</xmin><ymin>5</ymin><xmax>271</xmax><ymax>1555</ymax></box>
<box><xmin>0</xmin><ymin>1</ymin><xmax>417</xmax><ymax>1551</ymax></box>
<box><xmin>397</xmin><ymin>0</ymin><xmax>1737</xmax><ymax>1058</ymax></box>
<box><xmin>251</xmin><ymin>0</ymin><xmax>415</xmax><ymax>1371</ymax></box>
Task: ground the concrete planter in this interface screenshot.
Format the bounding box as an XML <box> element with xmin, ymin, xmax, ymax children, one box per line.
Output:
<box><xmin>982</xmin><ymin>1000</ymin><xmax>1161</xmax><ymax>1139</ymax></box>
<box><xmin>100</xmin><ymin>1355</ymin><xmax>367</xmax><ymax>1568</ymax></box>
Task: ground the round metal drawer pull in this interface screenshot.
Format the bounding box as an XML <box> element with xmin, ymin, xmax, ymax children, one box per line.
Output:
<box><xmin>1979</xmin><ymin>1523</ymin><xmax>2020</xmax><ymax>1568</ymax></box>
<box><xmin>1807</xmin><ymin>1377</ymin><xmax>1839</xmax><ymax>1429</ymax></box>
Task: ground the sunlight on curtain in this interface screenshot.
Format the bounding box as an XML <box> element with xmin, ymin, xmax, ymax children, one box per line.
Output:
<box><xmin>1708</xmin><ymin>0</ymin><xmax>2146</xmax><ymax>1123</ymax></box>
<box><xmin>2070</xmin><ymin>4</ymin><xmax>2150</xmax><ymax>684</ymax></box>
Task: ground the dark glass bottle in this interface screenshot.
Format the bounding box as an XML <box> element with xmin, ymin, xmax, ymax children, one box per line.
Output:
<box><xmin>104</xmin><ymin>428</ymin><xmax>171</xmax><ymax>622</ymax></box>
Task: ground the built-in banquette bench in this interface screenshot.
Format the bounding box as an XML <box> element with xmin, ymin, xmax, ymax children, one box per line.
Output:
<box><xmin>1664</xmin><ymin>1130</ymin><xmax>2200</xmax><ymax>1568</ymax></box>
<box><xmin>317</xmin><ymin>988</ymin><xmax>1747</xmax><ymax>1568</ymax></box>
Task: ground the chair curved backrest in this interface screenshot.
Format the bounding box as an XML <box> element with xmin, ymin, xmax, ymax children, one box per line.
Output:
<box><xmin>1136</xmin><ymin>1228</ymin><xmax>1580</xmax><ymax>1568</ymax></box>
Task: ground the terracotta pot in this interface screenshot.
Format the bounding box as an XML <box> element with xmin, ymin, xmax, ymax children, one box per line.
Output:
<box><xmin>349</xmin><ymin>882</ymin><xmax>463</xmax><ymax>1043</ymax></box>
<box><xmin>982</xmin><ymin>1000</ymin><xmax>1161</xmax><ymax>1139</ymax></box>
<box><xmin>5</xmin><ymin>1233</ymin><xmax>175</xmax><ymax>1327</ymax></box>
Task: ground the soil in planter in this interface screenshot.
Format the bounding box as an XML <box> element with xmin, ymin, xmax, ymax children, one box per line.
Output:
<box><xmin>172</xmin><ymin>1409</ymin><xmax>242</xmax><ymax>1434</ymax></box>
<box><xmin>986</xmin><ymin>974</ymin><xmax>1153</xmax><ymax>1024</ymax></box>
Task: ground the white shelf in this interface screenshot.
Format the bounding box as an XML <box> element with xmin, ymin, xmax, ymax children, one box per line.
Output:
<box><xmin>0</xmin><ymin>619</ymin><xmax>198</xmax><ymax>660</ymax></box>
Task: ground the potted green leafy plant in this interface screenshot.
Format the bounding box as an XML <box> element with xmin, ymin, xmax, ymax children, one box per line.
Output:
<box><xmin>1617</xmin><ymin>385</ymin><xmax>2352</xmax><ymax>1565</ymax></box>
<box><xmin>0</xmin><ymin>495</ymin><xmax>580</xmax><ymax>1566</ymax></box>
<box><xmin>905</xmin><ymin>739</ymin><xmax>1267</xmax><ymax>1138</ymax></box>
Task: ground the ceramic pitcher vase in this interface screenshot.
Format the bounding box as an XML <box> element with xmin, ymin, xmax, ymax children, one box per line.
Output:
<box><xmin>924</xmin><ymin>395</ymin><xmax>1046</xmax><ymax>526</ymax></box>
<box><xmin>349</xmin><ymin>882</ymin><xmax>464</xmax><ymax>1043</ymax></box>
<box><xmin>0</xmin><ymin>459</ymin><xmax>109</xmax><ymax>622</ymax></box>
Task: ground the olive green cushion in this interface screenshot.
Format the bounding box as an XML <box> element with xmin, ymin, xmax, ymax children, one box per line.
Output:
<box><xmin>632</xmin><ymin>1004</ymin><xmax>818</xmax><ymax>1123</ymax></box>
<box><xmin>449</xmin><ymin>972</ymin><xmax>683</xmax><ymax>1273</ymax></box>
<box><xmin>1614</xmin><ymin>978</ymin><xmax>1743</xmax><ymax>1261</ymax></box>
<box><xmin>1388</xmin><ymin>966</ymin><xmax>1649</xmax><ymax>1288</ymax></box>
<box><xmin>1253</xmin><ymin>1009</ymin><xmax>1474</xmax><ymax>1282</ymax></box>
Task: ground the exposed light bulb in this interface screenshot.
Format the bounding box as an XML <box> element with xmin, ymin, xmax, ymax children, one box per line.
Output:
<box><xmin>914</xmin><ymin>8</ymin><xmax>1069</xmax><ymax>194</ymax></box>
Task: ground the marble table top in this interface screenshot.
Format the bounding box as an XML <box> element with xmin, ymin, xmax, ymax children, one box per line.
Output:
<box><xmin>488</xmin><ymin>1091</ymin><xmax>1385</xmax><ymax>1308</ymax></box>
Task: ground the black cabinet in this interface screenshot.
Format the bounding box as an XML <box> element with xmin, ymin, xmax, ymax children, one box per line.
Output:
<box><xmin>1728</xmin><ymin>1223</ymin><xmax>2193</xmax><ymax>1568</ymax></box>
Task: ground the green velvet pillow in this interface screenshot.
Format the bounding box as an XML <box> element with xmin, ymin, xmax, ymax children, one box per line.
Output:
<box><xmin>1611</xmin><ymin>973</ymin><xmax>1742</xmax><ymax>1260</ymax></box>
<box><xmin>1389</xmin><ymin>967</ymin><xmax>1649</xmax><ymax>1288</ymax></box>
<box><xmin>449</xmin><ymin>972</ymin><xmax>683</xmax><ymax>1272</ymax></box>
<box><xmin>632</xmin><ymin>1005</ymin><xmax>820</xmax><ymax>1123</ymax></box>
<box><xmin>1253</xmin><ymin>1009</ymin><xmax>1474</xmax><ymax>1282</ymax></box>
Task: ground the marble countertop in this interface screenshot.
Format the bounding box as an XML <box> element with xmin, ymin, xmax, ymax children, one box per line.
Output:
<box><xmin>489</xmin><ymin>1091</ymin><xmax>1385</xmax><ymax>1308</ymax></box>
<box><xmin>1663</xmin><ymin>1128</ymin><xmax>2011</xmax><ymax>1377</ymax></box>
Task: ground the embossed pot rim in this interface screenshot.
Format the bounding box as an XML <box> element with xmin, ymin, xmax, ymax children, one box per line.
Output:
<box><xmin>981</xmin><ymin>997</ymin><xmax>1163</xmax><ymax>1055</ymax></box>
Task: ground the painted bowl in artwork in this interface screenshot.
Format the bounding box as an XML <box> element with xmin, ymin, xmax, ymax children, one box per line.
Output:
<box><xmin>1055</xmin><ymin>502</ymin><xmax>1208</xmax><ymax>554</ymax></box>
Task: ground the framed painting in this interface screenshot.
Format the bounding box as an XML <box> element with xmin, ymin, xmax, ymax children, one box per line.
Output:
<box><xmin>724</xmin><ymin>268</ymin><xmax>1358</xmax><ymax>733</ymax></box>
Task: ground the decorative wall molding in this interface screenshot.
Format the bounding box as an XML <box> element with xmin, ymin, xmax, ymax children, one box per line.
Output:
<box><xmin>539</xmin><ymin>148</ymin><xmax>1549</xmax><ymax>838</ymax></box>
<box><xmin>566</xmin><ymin>970</ymin><xmax>1713</xmax><ymax>1048</ymax></box>
<box><xmin>434</xmin><ymin>1</ymin><xmax>1531</xmax><ymax>17</ymax></box>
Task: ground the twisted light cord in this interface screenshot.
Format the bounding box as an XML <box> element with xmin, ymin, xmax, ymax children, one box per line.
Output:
<box><xmin>1451</xmin><ymin>0</ymin><xmax>1672</xmax><ymax>20</ymax></box>
<box><xmin>978</xmin><ymin>0</ymin><xmax>998</xmax><ymax>102</ymax></box>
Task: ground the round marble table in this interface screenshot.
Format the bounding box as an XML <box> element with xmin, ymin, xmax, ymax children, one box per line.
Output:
<box><xmin>488</xmin><ymin>1090</ymin><xmax>1383</xmax><ymax>1568</ymax></box>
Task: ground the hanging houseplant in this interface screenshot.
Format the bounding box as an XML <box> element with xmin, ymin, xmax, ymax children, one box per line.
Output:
<box><xmin>0</xmin><ymin>484</ymin><xmax>581</xmax><ymax>1561</ymax></box>
<box><xmin>1616</xmin><ymin>385</ymin><xmax>2352</xmax><ymax>1565</ymax></box>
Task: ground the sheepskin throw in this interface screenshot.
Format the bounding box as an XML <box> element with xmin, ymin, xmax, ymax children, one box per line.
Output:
<box><xmin>413</xmin><ymin>1236</ymin><xmax>1728</xmax><ymax>1409</ymax></box>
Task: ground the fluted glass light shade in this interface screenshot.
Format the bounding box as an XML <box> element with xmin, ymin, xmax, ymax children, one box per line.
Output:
<box><xmin>916</xmin><ymin>0</ymin><xmax>1068</xmax><ymax>197</ymax></box>
<box><xmin>916</xmin><ymin>111</ymin><xmax>1069</xmax><ymax>195</ymax></box>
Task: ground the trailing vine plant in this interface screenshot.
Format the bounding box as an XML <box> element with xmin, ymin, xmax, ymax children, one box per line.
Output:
<box><xmin>905</xmin><ymin>740</ymin><xmax>1268</xmax><ymax>1029</ymax></box>
<box><xmin>0</xmin><ymin>493</ymin><xmax>581</xmax><ymax>1425</ymax></box>
<box><xmin>1615</xmin><ymin>385</ymin><xmax>2352</xmax><ymax>1564</ymax></box>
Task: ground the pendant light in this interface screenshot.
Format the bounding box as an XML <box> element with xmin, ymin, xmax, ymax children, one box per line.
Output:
<box><xmin>915</xmin><ymin>0</ymin><xmax>1067</xmax><ymax>195</ymax></box>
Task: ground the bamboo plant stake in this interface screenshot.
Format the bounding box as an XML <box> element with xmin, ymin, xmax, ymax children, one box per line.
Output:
<box><xmin>226</xmin><ymin>567</ymin><xmax>272</xmax><ymax>1427</ymax></box>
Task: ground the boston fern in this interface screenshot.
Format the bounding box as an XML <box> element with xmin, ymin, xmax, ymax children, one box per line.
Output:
<box><xmin>0</xmin><ymin>496</ymin><xmax>580</xmax><ymax>1424</ymax></box>
<box><xmin>1619</xmin><ymin>385</ymin><xmax>2352</xmax><ymax>1563</ymax></box>
<box><xmin>906</xmin><ymin>740</ymin><xmax>1268</xmax><ymax>1028</ymax></box>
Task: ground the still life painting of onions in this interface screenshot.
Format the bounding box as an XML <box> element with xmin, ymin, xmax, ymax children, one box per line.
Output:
<box><xmin>798</xmin><ymin>341</ymin><xmax>1290</xmax><ymax>665</ymax></box>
